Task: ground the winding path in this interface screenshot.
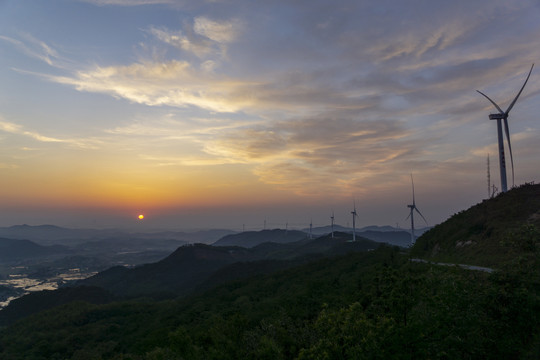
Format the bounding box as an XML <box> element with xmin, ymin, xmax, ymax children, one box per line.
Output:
<box><xmin>410</xmin><ymin>258</ymin><xmax>494</xmax><ymax>273</ymax></box>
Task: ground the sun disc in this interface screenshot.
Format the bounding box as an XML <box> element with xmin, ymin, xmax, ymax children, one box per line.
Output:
<box><xmin>138</xmin><ymin>214</ymin><xmax>144</xmax><ymax>220</ymax></box>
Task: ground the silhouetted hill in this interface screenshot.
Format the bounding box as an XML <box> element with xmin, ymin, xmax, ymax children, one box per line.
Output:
<box><xmin>411</xmin><ymin>183</ymin><xmax>540</xmax><ymax>266</ymax></box>
<box><xmin>0</xmin><ymin>230</ymin><xmax>385</xmax><ymax>325</ymax></box>
<box><xmin>0</xmin><ymin>238</ymin><xmax>70</xmax><ymax>262</ymax></box>
<box><xmin>212</xmin><ymin>229</ymin><xmax>307</xmax><ymax>248</ymax></box>
<box><xmin>76</xmin><ymin>232</ymin><xmax>381</xmax><ymax>299</ymax></box>
<box><xmin>309</xmin><ymin>225</ymin><xmax>429</xmax><ymax>245</ymax></box>
<box><xmin>79</xmin><ymin>244</ymin><xmax>255</xmax><ymax>298</ymax></box>
<box><xmin>357</xmin><ymin>230</ymin><xmax>412</xmax><ymax>247</ymax></box>
<box><xmin>244</xmin><ymin>231</ymin><xmax>380</xmax><ymax>260</ymax></box>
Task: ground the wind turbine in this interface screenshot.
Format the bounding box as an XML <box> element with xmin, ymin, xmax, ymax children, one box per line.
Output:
<box><xmin>477</xmin><ymin>64</ymin><xmax>534</xmax><ymax>192</ymax></box>
<box><xmin>406</xmin><ymin>174</ymin><xmax>428</xmax><ymax>245</ymax></box>
<box><xmin>351</xmin><ymin>201</ymin><xmax>358</xmax><ymax>241</ymax></box>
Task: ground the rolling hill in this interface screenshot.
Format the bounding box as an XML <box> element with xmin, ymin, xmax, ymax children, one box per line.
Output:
<box><xmin>411</xmin><ymin>182</ymin><xmax>540</xmax><ymax>266</ymax></box>
<box><xmin>212</xmin><ymin>229</ymin><xmax>307</xmax><ymax>247</ymax></box>
<box><xmin>0</xmin><ymin>238</ymin><xmax>70</xmax><ymax>263</ymax></box>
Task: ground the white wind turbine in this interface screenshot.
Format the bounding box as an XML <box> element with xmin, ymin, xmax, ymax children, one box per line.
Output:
<box><xmin>477</xmin><ymin>64</ymin><xmax>534</xmax><ymax>192</ymax></box>
<box><xmin>406</xmin><ymin>174</ymin><xmax>428</xmax><ymax>245</ymax></box>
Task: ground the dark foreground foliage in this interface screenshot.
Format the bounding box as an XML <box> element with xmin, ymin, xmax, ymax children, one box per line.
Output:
<box><xmin>0</xmin><ymin>243</ymin><xmax>538</xmax><ymax>359</ymax></box>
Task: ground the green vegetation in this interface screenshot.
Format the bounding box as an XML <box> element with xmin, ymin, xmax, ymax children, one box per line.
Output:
<box><xmin>411</xmin><ymin>183</ymin><xmax>540</xmax><ymax>266</ymax></box>
<box><xmin>0</xmin><ymin>243</ymin><xmax>538</xmax><ymax>359</ymax></box>
<box><xmin>0</xmin><ymin>184</ymin><xmax>539</xmax><ymax>359</ymax></box>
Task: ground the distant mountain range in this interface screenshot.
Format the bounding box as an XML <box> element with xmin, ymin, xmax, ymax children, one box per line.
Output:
<box><xmin>215</xmin><ymin>227</ymin><xmax>417</xmax><ymax>248</ymax></box>
<box><xmin>0</xmin><ymin>225</ymin><xmax>235</xmax><ymax>246</ymax></box>
<box><xmin>212</xmin><ymin>229</ymin><xmax>308</xmax><ymax>248</ymax></box>
<box><xmin>306</xmin><ymin>224</ymin><xmax>431</xmax><ymax>236</ymax></box>
<box><xmin>0</xmin><ymin>231</ymin><xmax>382</xmax><ymax>323</ymax></box>
<box><xmin>78</xmin><ymin>231</ymin><xmax>381</xmax><ymax>298</ymax></box>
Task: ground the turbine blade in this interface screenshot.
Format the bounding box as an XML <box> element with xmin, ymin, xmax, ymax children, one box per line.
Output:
<box><xmin>415</xmin><ymin>207</ymin><xmax>428</xmax><ymax>226</ymax></box>
<box><xmin>477</xmin><ymin>90</ymin><xmax>504</xmax><ymax>114</ymax></box>
<box><xmin>503</xmin><ymin>117</ymin><xmax>515</xmax><ymax>187</ymax></box>
<box><xmin>505</xmin><ymin>63</ymin><xmax>534</xmax><ymax>115</ymax></box>
<box><xmin>411</xmin><ymin>174</ymin><xmax>416</xmax><ymax>205</ymax></box>
<box><xmin>405</xmin><ymin>212</ymin><xmax>411</xmax><ymax>221</ymax></box>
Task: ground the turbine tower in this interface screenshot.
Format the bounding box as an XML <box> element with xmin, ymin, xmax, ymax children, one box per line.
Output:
<box><xmin>487</xmin><ymin>153</ymin><xmax>491</xmax><ymax>199</ymax></box>
<box><xmin>477</xmin><ymin>64</ymin><xmax>534</xmax><ymax>192</ymax></box>
<box><xmin>351</xmin><ymin>201</ymin><xmax>358</xmax><ymax>241</ymax></box>
<box><xmin>406</xmin><ymin>174</ymin><xmax>428</xmax><ymax>245</ymax></box>
<box><xmin>330</xmin><ymin>212</ymin><xmax>335</xmax><ymax>238</ymax></box>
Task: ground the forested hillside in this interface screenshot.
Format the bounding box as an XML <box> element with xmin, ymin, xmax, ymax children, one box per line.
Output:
<box><xmin>411</xmin><ymin>183</ymin><xmax>540</xmax><ymax>266</ymax></box>
<box><xmin>0</xmin><ymin>244</ymin><xmax>538</xmax><ymax>359</ymax></box>
<box><xmin>0</xmin><ymin>185</ymin><xmax>538</xmax><ymax>359</ymax></box>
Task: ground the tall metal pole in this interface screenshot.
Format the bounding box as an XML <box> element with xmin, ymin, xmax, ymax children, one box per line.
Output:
<box><xmin>408</xmin><ymin>206</ymin><xmax>415</xmax><ymax>245</ymax></box>
<box><xmin>487</xmin><ymin>154</ymin><xmax>491</xmax><ymax>198</ymax></box>
<box><xmin>496</xmin><ymin>118</ymin><xmax>508</xmax><ymax>192</ymax></box>
<box><xmin>352</xmin><ymin>212</ymin><xmax>356</xmax><ymax>241</ymax></box>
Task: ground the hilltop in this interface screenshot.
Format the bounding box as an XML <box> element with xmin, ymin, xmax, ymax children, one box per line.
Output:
<box><xmin>411</xmin><ymin>182</ymin><xmax>540</xmax><ymax>267</ymax></box>
<box><xmin>212</xmin><ymin>229</ymin><xmax>307</xmax><ymax>247</ymax></box>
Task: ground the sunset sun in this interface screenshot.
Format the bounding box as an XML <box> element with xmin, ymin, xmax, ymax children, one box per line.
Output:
<box><xmin>138</xmin><ymin>214</ymin><xmax>144</xmax><ymax>220</ymax></box>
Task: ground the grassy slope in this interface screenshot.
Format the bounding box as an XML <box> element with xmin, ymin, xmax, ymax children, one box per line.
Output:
<box><xmin>411</xmin><ymin>183</ymin><xmax>540</xmax><ymax>267</ymax></box>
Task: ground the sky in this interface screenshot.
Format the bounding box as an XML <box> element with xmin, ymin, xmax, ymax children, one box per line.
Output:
<box><xmin>0</xmin><ymin>0</ymin><xmax>539</xmax><ymax>231</ymax></box>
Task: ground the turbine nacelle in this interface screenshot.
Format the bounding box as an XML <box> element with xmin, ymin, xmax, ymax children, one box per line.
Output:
<box><xmin>488</xmin><ymin>113</ymin><xmax>506</xmax><ymax>120</ymax></box>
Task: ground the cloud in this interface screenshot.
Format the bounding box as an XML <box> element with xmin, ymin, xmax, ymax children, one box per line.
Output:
<box><xmin>193</xmin><ymin>17</ymin><xmax>242</xmax><ymax>43</ymax></box>
<box><xmin>79</xmin><ymin>0</ymin><xmax>174</xmax><ymax>5</ymax></box>
<box><xmin>147</xmin><ymin>17</ymin><xmax>242</xmax><ymax>61</ymax></box>
<box><xmin>49</xmin><ymin>60</ymin><xmax>261</xmax><ymax>112</ymax></box>
<box><xmin>147</xmin><ymin>27</ymin><xmax>217</xmax><ymax>59</ymax></box>
<box><xmin>0</xmin><ymin>34</ymin><xmax>63</xmax><ymax>67</ymax></box>
<box><xmin>0</xmin><ymin>120</ymin><xmax>101</xmax><ymax>149</ymax></box>
<box><xmin>205</xmin><ymin>114</ymin><xmax>427</xmax><ymax>195</ymax></box>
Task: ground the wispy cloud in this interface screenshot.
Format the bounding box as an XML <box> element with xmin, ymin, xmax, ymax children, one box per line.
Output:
<box><xmin>147</xmin><ymin>17</ymin><xmax>242</xmax><ymax>60</ymax></box>
<box><xmin>147</xmin><ymin>27</ymin><xmax>217</xmax><ymax>59</ymax></box>
<box><xmin>204</xmin><ymin>114</ymin><xmax>428</xmax><ymax>195</ymax></box>
<box><xmin>48</xmin><ymin>60</ymin><xmax>260</xmax><ymax>112</ymax></box>
<box><xmin>78</xmin><ymin>0</ymin><xmax>174</xmax><ymax>5</ymax></box>
<box><xmin>193</xmin><ymin>17</ymin><xmax>242</xmax><ymax>43</ymax></box>
<box><xmin>0</xmin><ymin>120</ymin><xmax>101</xmax><ymax>149</ymax></box>
<box><xmin>0</xmin><ymin>34</ymin><xmax>65</xmax><ymax>67</ymax></box>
